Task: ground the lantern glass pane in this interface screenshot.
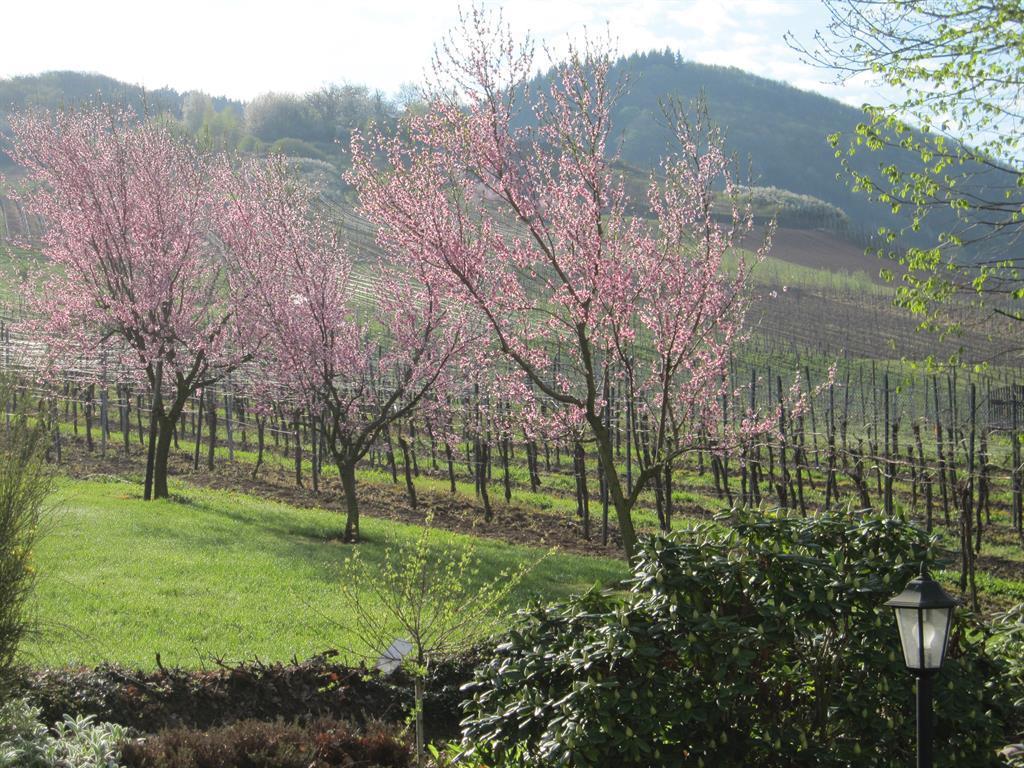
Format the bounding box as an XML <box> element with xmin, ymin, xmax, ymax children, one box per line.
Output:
<box><xmin>895</xmin><ymin>606</ymin><xmax>952</xmax><ymax>669</ymax></box>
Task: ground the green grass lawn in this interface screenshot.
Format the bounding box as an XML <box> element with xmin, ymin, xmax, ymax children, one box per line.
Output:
<box><xmin>24</xmin><ymin>476</ymin><xmax>627</xmax><ymax>670</ymax></box>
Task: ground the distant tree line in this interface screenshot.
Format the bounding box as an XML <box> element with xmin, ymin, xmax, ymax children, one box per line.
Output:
<box><xmin>0</xmin><ymin>72</ymin><xmax>419</xmax><ymax>171</ymax></box>
<box><xmin>0</xmin><ymin>52</ymin><xmax>958</xmax><ymax>247</ymax></box>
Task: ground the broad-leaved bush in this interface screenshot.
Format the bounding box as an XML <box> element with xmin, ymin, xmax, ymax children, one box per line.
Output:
<box><xmin>461</xmin><ymin>511</ymin><xmax>1019</xmax><ymax>767</ymax></box>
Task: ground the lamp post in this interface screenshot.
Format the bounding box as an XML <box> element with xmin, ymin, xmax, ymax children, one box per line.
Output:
<box><xmin>885</xmin><ymin>566</ymin><xmax>958</xmax><ymax>768</ymax></box>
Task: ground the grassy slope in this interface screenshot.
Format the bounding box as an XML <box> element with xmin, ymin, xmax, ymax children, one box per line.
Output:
<box><xmin>24</xmin><ymin>476</ymin><xmax>626</xmax><ymax>669</ymax></box>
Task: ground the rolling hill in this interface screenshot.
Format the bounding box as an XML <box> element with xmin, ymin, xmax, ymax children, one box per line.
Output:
<box><xmin>5</xmin><ymin>58</ymin><xmax>1013</xmax><ymax>364</ymax></box>
<box><xmin>0</xmin><ymin>53</ymin><xmax>924</xmax><ymax>248</ymax></box>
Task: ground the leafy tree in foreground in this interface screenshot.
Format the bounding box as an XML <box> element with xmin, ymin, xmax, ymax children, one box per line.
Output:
<box><xmin>7</xmin><ymin>108</ymin><xmax>264</xmax><ymax>499</ymax></box>
<box><xmin>792</xmin><ymin>0</ymin><xmax>1024</xmax><ymax>339</ymax></box>
<box><xmin>351</xmin><ymin>8</ymin><xmax>765</xmax><ymax>561</ymax></box>
<box><xmin>460</xmin><ymin>511</ymin><xmax>1020</xmax><ymax>767</ymax></box>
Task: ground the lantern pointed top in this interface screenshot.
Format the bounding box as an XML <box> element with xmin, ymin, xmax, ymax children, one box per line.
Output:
<box><xmin>885</xmin><ymin>569</ymin><xmax>959</xmax><ymax>611</ymax></box>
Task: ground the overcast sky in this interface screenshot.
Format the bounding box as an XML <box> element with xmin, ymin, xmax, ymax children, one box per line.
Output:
<box><xmin>0</xmin><ymin>0</ymin><xmax>882</xmax><ymax>106</ymax></box>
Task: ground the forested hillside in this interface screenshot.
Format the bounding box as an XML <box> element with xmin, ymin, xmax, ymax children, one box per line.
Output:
<box><xmin>0</xmin><ymin>71</ymin><xmax>186</xmax><ymax>127</ymax></box>
<box><xmin>0</xmin><ymin>53</ymin><xmax>937</xmax><ymax>244</ymax></box>
<box><xmin>603</xmin><ymin>50</ymin><xmax>901</xmax><ymax>242</ymax></box>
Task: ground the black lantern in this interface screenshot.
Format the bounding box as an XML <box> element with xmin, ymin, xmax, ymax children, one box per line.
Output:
<box><xmin>885</xmin><ymin>567</ymin><xmax>958</xmax><ymax>768</ymax></box>
<box><xmin>886</xmin><ymin>568</ymin><xmax>957</xmax><ymax>672</ymax></box>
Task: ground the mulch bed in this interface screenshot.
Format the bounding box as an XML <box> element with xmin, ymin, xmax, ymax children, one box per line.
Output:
<box><xmin>16</xmin><ymin>650</ymin><xmax>475</xmax><ymax>738</ymax></box>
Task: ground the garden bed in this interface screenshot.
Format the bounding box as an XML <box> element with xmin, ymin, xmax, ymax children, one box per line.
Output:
<box><xmin>15</xmin><ymin>651</ymin><xmax>474</xmax><ymax>739</ymax></box>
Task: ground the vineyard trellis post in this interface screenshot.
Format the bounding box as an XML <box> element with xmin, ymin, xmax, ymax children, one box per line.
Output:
<box><xmin>1013</xmin><ymin>389</ymin><xmax>1022</xmax><ymax>535</ymax></box>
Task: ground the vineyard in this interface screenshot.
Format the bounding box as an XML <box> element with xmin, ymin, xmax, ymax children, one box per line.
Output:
<box><xmin>3</xmin><ymin>147</ymin><xmax>1024</xmax><ymax>599</ymax></box>
<box><xmin>0</xmin><ymin>293</ymin><xmax>1022</xmax><ymax>610</ymax></box>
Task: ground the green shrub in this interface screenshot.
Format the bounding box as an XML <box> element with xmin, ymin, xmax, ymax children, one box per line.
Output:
<box><xmin>0</xmin><ymin>697</ymin><xmax>128</xmax><ymax>768</ymax></box>
<box><xmin>119</xmin><ymin>717</ymin><xmax>409</xmax><ymax>767</ymax></box>
<box><xmin>268</xmin><ymin>137</ymin><xmax>330</xmax><ymax>162</ymax></box>
<box><xmin>45</xmin><ymin>714</ymin><xmax>129</xmax><ymax>767</ymax></box>
<box><xmin>0</xmin><ymin>380</ymin><xmax>52</xmax><ymax>693</ymax></box>
<box><xmin>0</xmin><ymin>697</ymin><xmax>49</xmax><ymax>767</ymax></box>
<box><xmin>237</xmin><ymin>135</ymin><xmax>264</xmax><ymax>155</ymax></box>
<box><xmin>460</xmin><ymin>511</ymin><xmax>1019</xmax><ymax>767</ymax></box>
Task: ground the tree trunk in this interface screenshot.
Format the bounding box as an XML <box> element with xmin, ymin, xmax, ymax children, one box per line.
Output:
<box><xmin>384</xmin><ymin>426</ymin><xmax>398</xmax><ymax>483</ymax></box>
<box><xmin>444</xmin><ymin>442</ymin><xmax>456</xmax><ymax>493</ymax></box>
<box><xmin>311</xmin><ymin>412</ymin><xmax>320</xmax><ymax>494</ymax></box>
<box><xmin>144</xmin><ymin>414</ymin><xmax>157</xmax><ymax>500</ymax></box>
<box><xmin>414</xmin><ymin>675</ymin><xmax>425</xmax><ymax>768</ymax></box>
<box><xmin>153</xmin><ymin>414</ymin><xmax>175</xmax><ymax>500</ymax></box>
<box><xmin>664</xmin><ymin>463</ymin><xmax>673</xmax><ymax>532</ymax></box>
<box><xmin>253</xmin><ymin>417</ymin><xmax>266</xmax><ymax>479</ymax></box>
<box><xmin>574</xmin><ymin>440</ymin><xmax>590</xmax><ymax>540</ymax></box>
<box><xmin>120</xmin><ymin>385</ymin><xmax>131</xmax><ymax>456</ymax></box>
<box><xmin>193</xmin><ymin>388</ymin><xmax>205</xmax><ymax>471</ymax></box>
<box><xmin>501</xmin><ymin>436</ymin><xmax>512</xmax><ymax>503</ymax></box>
<box><xmin>293</xmin><ymin>411</ymin><xmax>303</xmax><ymax>487</ymax></box>
<box><xmin>478</xmin><ymin>442</ymin><xmax>493</xmax><ymax>521</ymax></box>
<box><xmin>207</xmin><ymin>388</ymin><xmax>218</xmax><ymax>471</ymax></box>
<box><xmin>143</xmin><ymin>364</ymin><xmax>163</xmax><ymax>501</ymax></box>
<box><xmin>399</xmin><ymin>436</ymin><xmax>418</xmax><ymax>509</ymax></box>
<box><xmin>136</xmin><ymin>394</ymin><xmax>145</xmax><ymax>446</ymax></box>
<box><xmin>85</xmin><ymin>384</ymin><xmax>95</xmax><ymax>451</ymax></box>
<box><xmin>339</xmin><ymin>460</ymin><xmax>360</xmax><ymax>542</ymax></box>
<box><xmin>588</xmin><ymin>414</ymin><xmax>637</xmax><ymax>560</ymax></box>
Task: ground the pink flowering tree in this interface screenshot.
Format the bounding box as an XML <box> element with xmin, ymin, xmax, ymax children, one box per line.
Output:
<box><xmin>351</xmin><ymin>11</ymin><xmax>765</xmax><ymax>560</ymax></box>
<box><xmin>222</xmin><ymin>159</ymin><xmax>464</xmax><ymax>541</ymax></box>
<box><xmin>6</xmin><ymin>108</ymin><xmax>263</xmax><ymax>500</ymax></box>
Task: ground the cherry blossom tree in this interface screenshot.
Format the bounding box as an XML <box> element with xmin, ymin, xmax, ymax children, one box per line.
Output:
<box><xmin>350</xmin><ymin>9</ymin><xmax>765</xmax><ymax>560</ymax></box>
<box><xmin>6</xmin><ymin>108</ymin><xmax>261</xmax><ymax>499</ymax></box>
<box><xmin>222</xmin><ymin>159</ymin><xmax>464</xmax><ymax>541</ymax></box>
